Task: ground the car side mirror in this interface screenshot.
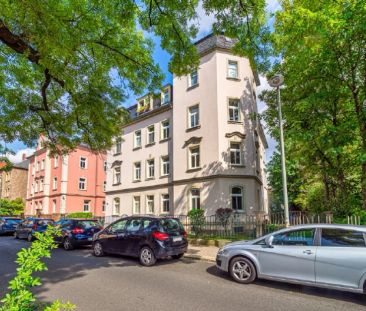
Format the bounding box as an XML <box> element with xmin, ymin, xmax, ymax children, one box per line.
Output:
<box><xmin>265</xmin><ymin>235</ymin><xmax>274</xmax><ymax>248</ymax></box>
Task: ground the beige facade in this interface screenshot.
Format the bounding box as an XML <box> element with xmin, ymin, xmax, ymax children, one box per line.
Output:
<box><xmin>0</xmin><ymin>160</ymin><xmax>29</xmax><ymax>202</ymax></box>
<box><xmin>105</xmin><ymin>34</ymin><xmax>268</xmax><ymax>223</ymax></box>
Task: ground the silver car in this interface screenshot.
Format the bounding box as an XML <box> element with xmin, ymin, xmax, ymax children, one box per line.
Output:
<box><xmin>216</xmin><ymin>224</ymin><xmax>366</xmax><ymax>294</ymax></box>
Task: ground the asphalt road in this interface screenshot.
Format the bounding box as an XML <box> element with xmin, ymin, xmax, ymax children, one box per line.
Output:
<box><xmin>0</xmin><ymin>236</ymin><xmax>365</xmax><ymax>311</ymax></box>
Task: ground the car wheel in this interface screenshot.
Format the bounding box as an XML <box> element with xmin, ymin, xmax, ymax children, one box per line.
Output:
<box><xmin>229</xmin><ymin>257</ymin><xmax>256</xmax><ymax>284</ymax></box>
<box><xmin>63</xmin><ymin>238</ymin><xmax>74</xmax><ymax>251</ymax></box>
<box><xmin>172</xmin><ymin>253</ymin><xmax>184</xmax><ymax>260</ymax></box>
<box><xmin>27</xmin><ymin>233</ymin><xmax>33</xmax><ymax>242</ymax></box>
<box><xmin>93</xmin><ymin>241</ymin><xmax>104</xmax><ymax>257</ymax></box>
<box><xmin>139</xmin><ymin>246</ymin><xmax>157</xmax><ymax>266</ymax></box>
<box><xmin>14</xmin><ymin>232</ymin><xmax>19</xmax><ymax>239</ymax></box>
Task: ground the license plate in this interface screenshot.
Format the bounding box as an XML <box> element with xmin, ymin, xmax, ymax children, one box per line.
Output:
<box><xmin>88</xmin><ymin>237</ymin><xmax>93</xmax><ymax>241</ymax></box>
<box><xmin>173</xmin><ymin>236</ymin><xmax>182</xmax><ymax>242</ymax></box>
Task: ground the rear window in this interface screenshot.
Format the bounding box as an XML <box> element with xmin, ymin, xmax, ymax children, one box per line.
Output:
<box><xmin>36</xmin><ymin>219</ymin><xmax>54</xmax><ymax>226</ymax></box>
<box><xmin>76</xmin><ymin>220</ymin><xmax>99</xmax><ymax>229</ymax></box>
<box><xmin>159</xmin><ymin>219</ymin><xmax>184</xmax><ymax>233</ymax></box>
<box><xmin>5</xmin><ymin>219</ymin><xmax>22</xmax><ymax>224</ymax></box>
<box><xmin>321</xmin><ymin>229</ymin><xmax>366</xmax><ymax>247</ymax></box>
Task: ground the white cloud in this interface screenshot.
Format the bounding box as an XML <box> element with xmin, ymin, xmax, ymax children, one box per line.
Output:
<box><xmin>195</xmin><ymin>1</ymin><xmax>215</xmax><ymax>38</ymax></box>
<box><xmin>7</xmin><ymin>148</ymin><xmax>35</xmax><ymax>163</ymax></box>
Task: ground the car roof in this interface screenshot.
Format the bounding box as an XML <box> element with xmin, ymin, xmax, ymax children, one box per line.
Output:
<box><xmin>27</xmin><ymin>218</ymin><xmax>54</xmax><ymax>221</ymax></box>
<box><xmin>116</xmin><ymin>215</ymin><xmax>180</xmax><ymax>221</ymax></box>
<box><xmin>1</xmin><ymin>217</ymin><xmax>22</xmax><ymax>220</ymax></box>
<box><xmin>276</xmin><ymin>223</ymin><xmax>366</xmax><ymax>233</ymax></box>
<box><xmin>63</xmin><ymin>218</ymin><xmax>99</xmax><ymax>221</ymax></box>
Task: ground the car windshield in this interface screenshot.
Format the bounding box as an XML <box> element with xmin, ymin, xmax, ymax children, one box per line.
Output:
<box><xmin>77</xmin><ymin>220</ymin><xmax>99</xmax><ymax>229</ymax></box>
<box><xmin>36</xmin><ymin>219</ymin><xmax>54</xmax><ymax>226</ymax></box>
<box><xmin>5</xmin><ymin>219</ymin><xmax>22</xmax><ymax>224</ymax></box>
<box><xmin>159</xmin><ymin>219</ymin><xmax>184</xmax><ymax>233</ymax></box>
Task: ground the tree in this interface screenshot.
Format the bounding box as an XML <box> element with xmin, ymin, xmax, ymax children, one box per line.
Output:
<box><xmin>0</xmin><ymin>198</ymin><xmax>24</xmax><ymax>216</ymax></box>
<box><xmin>0</xmin><ymin>1</ymin><xmax>268</xmax><ymax>153</ymax></box>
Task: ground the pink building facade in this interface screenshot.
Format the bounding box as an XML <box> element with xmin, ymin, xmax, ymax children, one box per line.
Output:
<box><xmin>25</xmin><ymin>138</ymin><xmax>107</xmax><ymax>217</ymax></box>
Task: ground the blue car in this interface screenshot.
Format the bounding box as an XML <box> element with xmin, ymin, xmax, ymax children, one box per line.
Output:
<box><xmin>14</xmin><ymin>218</ymin><xmax>54</xmax><ymax>241</ymax></box>
<box><xmin>0</xmin><ymin>217</ymin><xmax>22</xmax><ymax>235</ymax></box>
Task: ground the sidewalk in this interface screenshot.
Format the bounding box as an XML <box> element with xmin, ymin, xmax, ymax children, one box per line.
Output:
<box><xmin>184</xmin><ymin>244</ymin><xmax>219</xmax><ymax>262</ymax></box>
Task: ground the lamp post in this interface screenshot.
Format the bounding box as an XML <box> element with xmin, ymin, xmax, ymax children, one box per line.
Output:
<box><xmin>268</xmin><ymin>74</ymin><xmax>289</xmax><ymax>227</ymax></box>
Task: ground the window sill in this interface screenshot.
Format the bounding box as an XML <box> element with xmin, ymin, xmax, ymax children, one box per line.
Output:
<box><xmin>159</xmin><ymin>137</ymin><xmax>171</xmax><ymax>143</ymax></box>
<box><xmin>145</xmin><ymin>142</ymin><xmax>156</xmax><ymax>147</ymax></box>
<box><xmin>230</xmin><ymin>164</ymin><xmax>246</xmax><ymax>168</ymax></box>
<box><xmin>228</xmin><ymin>120</ymin><xmax>243</xmax><ymax>125</ymax></box>
<box><xmin>186</xmin><ymin>167</ymin><xmax>202</xmax><ymax>173</ymax></box>
<box><xmin>79</xmin><ymin>189</ymin><xmax>87</xmax><ymax>191</ymax></box>
<box><xmin>226</xmin><ymin>77</ymin><xmax>241</xmax><ymax>82</ymax></box>
<box><xmin>160</xmin><ymin>174</ymin><xmax>169</xmax><ymax>179</ymax></box>
<box><xmin>132</xmin><ymin>180</ymin><xmax>141</xmax><ymax>183</ymax></box>
<box><xmin>133</xmin><ymin>146</ymin><xmax>142</xmax><ymax>151</ymax></box>
<box><xmin>186</xmin><ymin>125</ymin><xmax>201</xmax><ymax>132</ymax></box>
<box><xmin>146</xmin><ymin>177</ymin><xmax>155</xmax><ymax>181</ymax></box>
<box><xmin>187</xmin><ymin>83</ymin><xmax>199</xmax><ymax>91</ymax></box>
<box><xmin>112</xmin><ymin>182</ymin><xmax>121</xmax><ymax>186</ymax></box>
<box><xmin>113</xmin><ymin>152</ymin><xmax>121</xmax><ymax>156</ymax></box>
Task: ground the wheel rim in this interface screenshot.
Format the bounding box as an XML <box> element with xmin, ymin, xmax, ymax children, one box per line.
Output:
<box><xmin>141</xmin><ymin>248</ymin><xmax>152</xmax><ymax>264</ymax></box>
<box><xmin>64</xmin><ymin>239</ymin><xmax>71</xmax><ymax>249</ymax></box>
<box><xmin>232</xmin><ymin>261</ymin><xmax>251</xmax><ymax>281</ymax></box>
<box><xmin>94</xmin><ymin>242</ymin><xmax>102</xmax><ymax>255</ymax></box>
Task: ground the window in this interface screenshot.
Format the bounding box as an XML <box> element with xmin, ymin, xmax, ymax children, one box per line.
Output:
<box><xmin>83</xmin><ymin>200</ymin><xmax>90</xmax><ymax>212</ymax></box>
<box><xmin>35</xmin><ymin>180</ymin><xmax>38</xmax><ymax>193</ymax></box>
<box><xmin>231</xmin><ymin>187</ymin><xmax>243</xmax><ymax>211</ymax></box>
<box><xmin>104</xmin><ymin>161</ymin><xmax>107</xmax><ymax>172</ymax></box>
<box><xmin>273</xmin><ymin>229</ymin><xmax>315</xmax><ymax>246</ymax></box>
<box><xmin>227</xmin><ymin>60</ymin><xmax>238</xmax><ymax>79</ymax></box>
<box><xmin>115</xmin><ymin>138</ymin><xmax>122</xmax><ymax>154</ymax></box>
<box><xmin>113</xmin><ymin>166</ymin><xmax>121</xmax><ymax>184</ymax></box>
<box><xmin>133</xmin><ymin>196</ymin><xmax>141</xmax><ymax>214</ymax></box>
<box><xmin>39</xmin><ymin>179</ymin><xmax>44</xmax><ymax>192</ymax></box>
<box><xmin>134</xmin><ymin>162</ymin><xmax>141</xmax><ymax>181</ymax></box>
<box><xmin>53</xmin><ymin>177</ymin><xmax>57</xmax><ymax>190</ymax></box>
<box><xmin>162</xmin><ymin>194</ymin><xmax>170</xmax><ymax>213</ymax></box>
<box><xmin>103</xmin><ymin>181</ymin><xmax>106</xmax><ymax>192</ymax></box>
<box><xmin>109</xmin><ymin>218</ymin><xmax>127</xmax><ymax>233</ymax></box>
<box><xmin>113</xmin><ymin>198</ymin><xmax>120</xmax><ymax>215</ymax></box>
<box><xmin>230</xmin><ymin>142</ymin><xmax>242</xmax><ymax>165</ymax></box>
<box><xmin>228</xmin><ymin>99</ymin><xmax>240</xmax><ymax>122</ymax></box>
<box><xmin>126</xmin><ymin>219</ymin><xmax>142</xmax><ymax>232</ymax></box>
<box><xmin>147</xmin><ymin>195</ymin><xmax>154</xmax><ymax>214</ymax></box>
<box><xmin>32</xmin><ymin>164</ymin><xmax>35</xmax><ymax>174</ymax></box>
<box><xmin>54</xmin><ymin>155</ymin><xmax>59</xmax><ymax>168</ymax></box>
<box><xmin>161</xmin><ymin>156</ymin><xmax>170</xmax><ymax>176</ymax></box>
<box><xmin>256</xmin><ymin>148</ymin><xmax>261</xmax><ymax>173</ymax></box>
<box><xmin>80</xmin><ymin>157</ymin><xmax>87</xmax><ymax>169</ymax></box>
<box><xmin>161</xmin><ymin>120</ymin><xmax>170</xmax><ymax>140</ymax></box>
<box><xmin>321</xmin><ymin>229</ymin><xmax>366</xmax><ymax>247</ymax></box>
<box><xmin>188</xmin><ymin>105</ymin><xmax>199</xmax><ymax>128</ymax></box>
<box><xmin>162</xmin><ymin>89</ymin><xmax>170</xmax><ymax>105</ymax></box>
<box><xmin>189</xmin><ymin>146</ymin><xmax>200</xmax><ymax>169</ymax></box>
<box><xmin>52</xmin><ymin>200</ymin><xmax>56</xmax><ymax>213</ymax></box>
<box><xmin>188</xmin><ymin>70</ymin><xmax>198</xmax><ymax>87</ymax></box>
<box><xmin>190</xmin><ymin>189</ymin><xmax>201</xmax><ymax>209</ymax></box>
<box><xmin>102</xmin><ymin>201</ymin><xmax>106</xmax><ymax>212</ymax></box>
<box><xmin>147</xmin><ymin>159</ymin><xmax>155</xmax><ymax>179</ymax></box>
<box><xmin>147</xmin><ymin>125</ymin><xmax>155</xmax><ymax>144</ymax></box>
<box><xmin>79</xmin><ymin>177</ymin><xmax>86</xmax><ymax>190</ymax></box>
<box><xmin>134</xmin><ymin>130</ymin><xmax>142</xmax><ymax>148</ymax></box>
<box><xmin>36</xmin><ymin>161</ymin><xmax>40</xmax><ymax>172</ymax></box>
<box><xmin>41</xmin><ymin>159</ymin><xmax>45</xmax><ymax>170</ymax></box>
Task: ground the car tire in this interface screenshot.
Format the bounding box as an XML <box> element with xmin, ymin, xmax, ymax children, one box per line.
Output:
<box><xmin>93</xmin><ymin>241</ymin><xmax>104</xmax><ymax>257</ymax></box>
<box><xmin>229</xmin><ymin>257</ymin><xmax>256</xmax><ymax>284</ymax></box>
<box><xmin>172</xmin><ymin>253</ymin><xmax>184</xmax><ymax>260</ymax></box>
<box><xmin>27</xmin><ymin>233</ymin><xmax>33</xmax><ymax>242</ymax></box>
<box><xmin>63</xmin><ymin>237</ymin><xmax>74</xmax><ymax>251</ymax></box>
<box><xmin>139</xmin><ymin>246</ymin><xmax>157</xmax><ymax>266</ymax></box>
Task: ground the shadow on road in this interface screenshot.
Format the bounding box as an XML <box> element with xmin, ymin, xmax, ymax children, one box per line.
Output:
<box><xmin>206</xmin><ymin>265</ymin><xmax>366</xmax><ymax>307</ymax></box>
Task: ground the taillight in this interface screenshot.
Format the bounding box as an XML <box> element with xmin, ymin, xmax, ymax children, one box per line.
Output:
<box><xmin>72</xmin><ymin>227</ymin><xmax>84</xmax><ymax>234</ymax></box>
<box><xmin>32</xmin><ymin>224</ymin><xmax>37</xmax><ymax>230</ymax></box>
<box><xmin>183</xmin><ymin>231</ymin><xmax>187</xmax><ymax>238</ymax></box>
<box><xmin>152</xmin><ymin>231</ymin><xmax>169</xmax><ymax>241</ymax></box>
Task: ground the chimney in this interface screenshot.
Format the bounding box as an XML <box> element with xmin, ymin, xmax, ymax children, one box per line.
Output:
<box><xmin>22</xmin><ymin>153</ymin><xmax>26</xmax><ymax>161</ymax></box>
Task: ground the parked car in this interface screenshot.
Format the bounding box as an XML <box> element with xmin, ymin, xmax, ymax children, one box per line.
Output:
<box><xmin>0</xmin><ymin>217</ymin><xmax>22</xmax><ymax>235</ymax></box>
<box><xmin>92</xmin><ymin>216</ymin><xmax>188</xmax><ymax>266</ymax></box>
<box><xmin>54</xmin><ymin>218</ymin><xmax>103</xmax><ymax>250</ymax></box>
<box><xmin>216</xmin><ymin>224</ymin><xmax>366</xmax><ymax>294</ymax></box>
<box><xmin>14</xmin><ymin>218</ymin><xmax>54</xmax><ymax>241</ymax></box>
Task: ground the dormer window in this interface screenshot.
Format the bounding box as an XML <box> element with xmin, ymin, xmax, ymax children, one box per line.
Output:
<box><xmin>137</xmin><ymin>98</ymin><xmax>149</xmax><ymax>114</ymax></box>
<box><xmin>162</xmin><ymin>88</ymin><xmax>170</xmax><ymax>105</ymax></box>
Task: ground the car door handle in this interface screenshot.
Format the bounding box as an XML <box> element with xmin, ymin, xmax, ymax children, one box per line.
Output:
<box><xmin>303</xmin><ymin>250</ymin><xmax>314</xmax><ymax>255</ymax></box>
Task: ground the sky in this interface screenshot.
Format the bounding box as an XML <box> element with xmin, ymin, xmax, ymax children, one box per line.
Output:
<box><xmin>6</xmin><ymin>0</ymin><xmax>279</xmax><ymax>163</ymax></box>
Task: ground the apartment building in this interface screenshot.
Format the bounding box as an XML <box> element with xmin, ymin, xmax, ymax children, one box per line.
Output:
<box><xmin>25</xmin><ymin>137</ymin><xmax>107</xmax><ymax>217</ymax></box>
<box><xmin>105</xmin><ymin>34</ymin><xmax>268</xmax><ymax>221</ymax></box>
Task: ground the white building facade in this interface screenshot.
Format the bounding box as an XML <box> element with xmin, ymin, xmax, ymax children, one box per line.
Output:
<box><xmin>105</xmin><ymin>34</ymin><xmax>268</xmax><ymax>222</ymax></box>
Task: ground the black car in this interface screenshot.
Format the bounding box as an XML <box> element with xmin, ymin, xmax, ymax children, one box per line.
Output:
<box><xmin>54</xmin><ymin>218</ymin><xmax>103</xmax><ymax>250</ymax></box>
<box><xmin>15</xmin><ymin>218</ymin><xmax>54</xmax><ymax>241</ymax></box>
<box><xmin>92</xmin><ymin>216</ymin><xmax>188</xmax><ymax>266</ymax></box>
<box><xmin>0</xmin><ymin>217</ymin><xmax>22</xmax><ymax>235</ymax></box>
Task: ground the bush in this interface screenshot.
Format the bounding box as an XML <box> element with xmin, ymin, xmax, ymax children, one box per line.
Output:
<box><xmin>0</xmin><ymin>198</ymin><xmax>24</xmax><ymax>216</ymax></box>
<box><xmin>188</xmin><ymin>209</ymin><xmax>205</xmax><ymax>237</ymax></box>
<box><xmin>0</xmin><ymin>226</ymin><xmax>75</xmax><ymax>310</ymax></box>
<box><xmin>215</xmin><ymin>208</ymin><xmax>233</xmax><ymax>233</ymax></box>
<box><xmin>65</xmin><ymin>212</ymin><xmax>93</xmax><ymax>219</ymax></box>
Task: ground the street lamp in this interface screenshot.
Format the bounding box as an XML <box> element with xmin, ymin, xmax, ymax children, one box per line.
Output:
<box><xmin>268</xmin><ymin>74</ymin><xmax>289</xmax><ymax>227</ymax></box>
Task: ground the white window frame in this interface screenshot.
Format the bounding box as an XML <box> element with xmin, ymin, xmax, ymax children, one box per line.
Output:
<box><xmin>161</xmin><ymin>194</ymin><xmax>170</xmax><ymax>213</ymax></box>
<box><xmin>102</xmin><ymin>201</ymin><xmax>106</xmax><ymax>213</ymax></box>
<box><xmin>190</xmin><ymin>188</ymin><xmax>201</xmax><ymax>210</ymax></box>
<box><xmin>39</xmin><ymin>178</ymin><xmax>44</xmax><ymax>192</ymax></box>
<box><xmin>103</xmin><ymin>181</ymin><xmax>107</xmax><ymax>192</ymax></box>
<box><xmin>162</xmin><ymin>88</ymin><xmax>170</xmax><ymax>105</ymax></box>
<box><xmin>80</xmin><ymin>156</ymin><xmax>87</xmax><ymax>169</ymax></box>
<box><xmin>146</xmin><ymin>195</ymin><xmax>154</xmax><ymax>214</ymax></box>
<box><xmin>41</xmin><ymin>159</ymin><xmax>45</xmax><ymax>170</ymax></box>
<box><xmin>188</xmin><ymin>104</ymin><xmax>200</xmax><ymax>129</ymax></box>
<box><xmin>53</xmin><ymin>177</ymin><xmax>57</xmax><ymax>190</ymax></box>
<box><xmin>133</xmin><ymin>196</ymin><xmax>141</xmax><ymax>214</ymax></box>
<box><xmin>161</xmin><ymin>119</ymin><xmax>170</xmax><ymax>140</ymax></box>
<box><xmin>231</xmin><ymin>186</ymin><xmax>244</xmax><ymax>212</ymax></box>
<box><xmin>134</xmin><ymin>162</ymin><xmax>141</xmax><ymax>181</ymax></box>
<box><xmin>36</xmin><ymin>161</ymin><xmax>40</xmax><ymax>172</ymax></box>
<box><xmin>104</xmin><ymin>161</ymin><xmax>107</xmax><ymax>172</ymax></box>
<box><xmin>79</xmin><ymin>177</ymin><xmax>86</xmax><ymax>190</ymax></box>
<box><xmin>113</xmin><ymin>198</ymin><xmax>120</xmax><ymax>215</ymax></box>
<box><xmin>227</xmin><ymin>60</ymin><xmax>239</xmax><ymax>79</ymax></box>
<box><xmin>146</xmin><ymin>159</ymin><xmax>155</xmax><ymax>179</ymax></box>
<box><xmin>54</xmin><ymin>155</ymin><xmax>59</xmax><ymax>168</ymax></box>
<box><xmin>189</xmin><ymin>145</ymin><xmax>200</xmax><ymax>169</ymax></box>
<box><xmin>134</xmin><ymin>130</ymin><xmax>142</xmax><ymax>148</ymax></box>
<box><xmin>52</xmin><ymin>200</ymin><xmax>57</xmax><ymax>213</ymax></box>
<box><xmin>113</xmin><ymin>166</ymin><xmax>121</xmax><ymax>184</ymax></box>
<box><xmin>188</xmin><ymin>70</ymin><xmax>198</xmax><ymax>87</ymax></box>
<box><xmin>161</xmin><ymin>156</ymin><xmax>170</xmax><ymax>176</ymax></box>
<box><xmin>147</xmin><ymin>125</ymin><xmax>155</xmax><ymax>144</ymax></box>
<box><xmin>230</xmin><ymin>142</ymin><xmax>242</xmax><ymax>166</ymax></box>
<box><xmin>83</xmin><ymin>200</ymin><xmax>90</xmax><ymax>212</ymax></box>
<box><xmin>35</xmin><ymin>180</ymin><xmax>38</xmax><ymax>193</ymax></box>
<box><xmin>228</xmin><ymin>98</ymin><xmax>241</xmax><ymax>122</ymax></box>
<box><xmin>115</xmin><ymin>138</ymin><xmax>122</xmax><ymax>154</ymax></box>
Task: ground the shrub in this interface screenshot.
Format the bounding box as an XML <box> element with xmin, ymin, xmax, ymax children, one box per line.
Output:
<box><xmin>188</xmin><ymin>209</ymin><xmax>205</xmax><ymax>236</ymax></box>
<box><xmin>0</xmin><ymin>198</ymin><xmax>24</xmax><ymax>216</ymax></box>
<box><xmin>65</xmin><ymin>212</ymin><xmax>93</xmax><ymax>219</ymax></box>
<box><xmin>215</xmin><ymin>208</ymin><xmax>233</xmax><ymax>234</ymax></box>
<box><xmin>0</xmin><ymin>226</ymin><xmax>75</xmax><ymax>311</ymax></box>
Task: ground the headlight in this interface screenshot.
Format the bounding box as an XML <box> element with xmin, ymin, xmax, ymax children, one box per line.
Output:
<box><xmin>217</xmin><ymin>248</ymin><xmax>229</xmax><ymax>256</ymax></box>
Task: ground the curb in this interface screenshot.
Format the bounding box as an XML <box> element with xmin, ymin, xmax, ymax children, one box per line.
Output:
<box><xmin>183</xmin><ymin>254</ymin><xmax>216</xmax><ymax>263</ymax></box>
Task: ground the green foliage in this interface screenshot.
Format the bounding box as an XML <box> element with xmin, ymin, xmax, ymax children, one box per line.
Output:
<box><xmin>0</xmin><ymin>226</ymin><xmax>75</xmax><ymax>311</ymax></box>
<box><xmin>0</xmin><ymin>157</ymin><xmax>12</xmax><ymax>172</ymax></box>
<box><xmin>188</xmin><ymin>208</ymin><xmax>205</xmax><ymax>237</ymax></box>
<box><xmin>65</xmin><ymin>212</ymin><xmax>93</xmax><ymax>219</ymax></box>
<box><xmin>0</xmin><ymin>198</ymin><xmax>24</xmax><ymax>216</ymax></box>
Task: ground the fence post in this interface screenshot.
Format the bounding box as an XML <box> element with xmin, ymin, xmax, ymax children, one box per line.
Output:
<box><xmin>255</xmin><ymin>211</ymin><xmax>266</xmax><ymax>238</ymax></box>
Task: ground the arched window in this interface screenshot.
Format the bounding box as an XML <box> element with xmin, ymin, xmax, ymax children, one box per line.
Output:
<box><xmin>113</xmin><ymin>198</ymin><xmax>120</xmax><ymax>215</ymax></box>
<box><xmin>231</xmin><ymin>187</ymin><xmax>243</xmax><ymax>211</ymax></box>
<box><xmin>190</xmin><ymin>188</ymin><xmax>201</xmax><ymax>209</ymax></box>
